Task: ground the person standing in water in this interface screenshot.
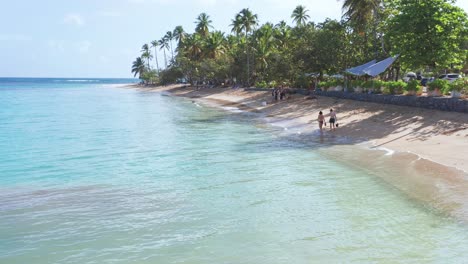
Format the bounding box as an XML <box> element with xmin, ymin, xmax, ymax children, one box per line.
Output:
<box><xmin>318</xmin><ymin>111</ymin><xmax>325</xmax><ymax>131</ymax></box>
<box><xmin>329</xmin><ymin>108</ymin><xmax>337</xmax><ymax>131</ymax></box>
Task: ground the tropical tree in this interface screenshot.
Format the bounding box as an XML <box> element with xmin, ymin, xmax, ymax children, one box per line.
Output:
<box><xmin>150</xmin><ymin>40</ymin><xmax>160</xmax><ymax>73</ymax></box>
<box><xmin>291</xmin><ymin>5</ymin><xmax>310</xmax><ymax>27</ymax></box>
<box><xmin>231</xmin><ymin>8</ymin><xmax>258</xmax><ymax>85</ymax></box>
<box><xmin>158</xmin><ymin>37</ymin><xmax>169</xmax><ymax>68</ymax></box>
<box><xmin>195</xmin><ymin>13</ymin><xmax>212</xmax><ymax>37</ymax></box>
<box><xmin>204</xmin><ymin>31</ymin><xmax>226</xmax><ymax>59</ymax></box>
<box><xmin>165</xmin><ymin>31</ymin><xmax>175</xmax><ymax>62</ymax></box>
<box><xmin>340</xmin><ymin>0</ymin><xmax>384</xmax><ymax>59</ymax></box>
<box><xmin>274</xmin><ymin>21</ymin><xmax>291</xmax><ymax>49</ymax></box>
<box><xmin>131</xmin><ymin>57</ymin><xmax>146</xmax><ymax>79</ymax></box>
<box><xmin>254</xmin><ymin>24</ymin><xmax>276</xmax><ymax>80</ymax></box>
<box><xmin>140</xmin><ymin>44</ymin><xmax>152</xmax><ymax>69</ymax></box>
<box><xmin>173</xmin><ymin>25</ymin><xmax>186</xmax><ymax>47</ymax></box>
<box><xmin>181</xmin><ymin>33</ymin><xmax>204</xmax><ymax>61</ymax></box>
<box><xmin>341</xmin><ymin>0</ymin><xmax>382</xmax><ymax>31</ymax></box>
<box><xmin>386</xmin><ymin>0</ymin><xmax>468</xmax><ymax>70</ymax></box>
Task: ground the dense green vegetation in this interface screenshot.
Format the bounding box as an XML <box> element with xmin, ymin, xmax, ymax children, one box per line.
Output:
<box><xmin>131</xmin><ymin>0</ymin><xmax>468</xmax><ymax>88</ymax></box>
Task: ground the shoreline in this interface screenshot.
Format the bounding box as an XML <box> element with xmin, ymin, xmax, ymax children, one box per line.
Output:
<box><xmin>123</xmin><ymin>84</ymin><xmax>468</xmax><ymax>221</ymax></box>
<box><xmin>125</xmin><ymin>83</ymin><xmax>468</xmax><ymax>174</ymax></box>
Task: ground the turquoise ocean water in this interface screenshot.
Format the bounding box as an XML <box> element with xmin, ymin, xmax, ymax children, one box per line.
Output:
<box><xmin>0</xmin><ymin>78</ymin><xmax>467</xmax><ymax>263</ymax></box>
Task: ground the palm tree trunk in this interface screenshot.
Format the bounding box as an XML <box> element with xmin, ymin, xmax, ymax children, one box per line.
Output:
<box><xmin>154</xmin><ymin>47</ymin><xmax>160</xmax><ymax>74</ymax></box>
<box><xmin>170</xmin><ymin>41</ymin><xmax>174</xmax><ymax>62</ymax></box>
<box><xmin>163</xmin><ymin>49</ymin><xmax>167</xmax><ymax>68</ymax></box>
<box><xmin>246</xmin><ymin>29</ymin><xmax>249</xmax><ymax>87</ymax></box>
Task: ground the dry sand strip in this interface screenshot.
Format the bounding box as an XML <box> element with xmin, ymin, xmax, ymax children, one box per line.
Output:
<box><xmin>125</xmin><ymin>84</ymin><xmax>468</xmax><ymax>173</ymax></box>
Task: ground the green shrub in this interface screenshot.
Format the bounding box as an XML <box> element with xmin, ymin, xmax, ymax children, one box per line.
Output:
<box><xmin>382</xmin><ymin>81</ymin><xmax>407</xmax><ymax>94</ymax></box>
<box><xmin>361</xmin><ymin>80</ymin><xmax>373</xmax><ymax>89</ymax></box>
<box><xmin>405</xmin><ymin>80</ymin><xmax>421</xmax><ymax>93</ymax></box>
<box><xmin>373</xmin><ymin>80</ymin><xmax>384</xmax><ymax>87</ymax></box>
<box><xmin>392</xmin><ymin>81</ymin><xmax>407</xmax><ymax>94</ymax></box>
<box><xmin>382</xmin><ymin>82</ymin><xmax>392</xmax><ymax>94</ymax></box>
<box><xmin>427</xmin><ymin>79</ymin><xmax>449</xmax><ymax>92</ymax></box>
<box><xmin>448</xmin><ymin>78</ymin><xmax>467</xmax><ymax>92</ymax></box>
<box><xmin>372</xmin><ymin>80</ymin><xmax>384</xmax><ymax>93</ymax></box>
<box><xmin>268</xmin><ymin>80</ymin><xmax>278</xmax><ymax>88</ymax></box>
<box><xmin>349</xmin><ymin>80</ymin><xmax>364</xmax><ymax>88</ymax></box>
<box><xmin>255</xmin><ymin>81</ymin><xmax>268</xmax><ymax>88</ymax></box>
<box><xmin>332</xmin><ymin>79</ymin><xmax>344</xmax><ymax>87</ymax></box>
<box><xmin>319</xmin><ymin>81</ymin><xmax>331</xmax><ymax>90</ymax></box>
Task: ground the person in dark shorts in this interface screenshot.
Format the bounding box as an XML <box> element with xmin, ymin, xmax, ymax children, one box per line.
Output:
<box><xmin>329</xmin><ymin>108</ymin><xmax>337</xmax><ymax>131</ymax></box>
<box><xmin>318</xmin><ymin>111</ymin><xmax>325</xmax><ymax>131</ymax></box>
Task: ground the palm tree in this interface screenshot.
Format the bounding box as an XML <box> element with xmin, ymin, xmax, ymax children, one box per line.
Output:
<box><xmin>231</xmin><ymin>8</ymin><xmax>258</xmax><ymax>85</ymax></box>
<box><xmin>274</xmin><ymin>21</ymin><xmax>291</xmax><ymax>49</ymax></box>
<box><xmin>182</xmin><ymin>33</ymin><xmax>203</xmax><ymax>61</ymax></box>
<box><xmin>195</xmin><ymin>13</ymin><xmax>212</xmax><ymax>37</ymax></box>
<box><xmin>173</xmin><ymin>26</ymin><xmax>186</xmax><ymax>48</ymax></box>
<box><xmin>165</xmin><ymin>31</ymin><xmax>175</xmax><ymax>62</ymax></box>
<box><xmin>340</xmin><ymin>0</ymin><xmax>383</xmax><ymax>57</ymax></box>
<box><xmin>131</xmin><ymin>57</ymin><xmax>146</xmax><ymax>78</ymax></box>
<box><xmin>150</xmin><ymin>40</ymin><xmax>160</xmax><ymax>73</ymax></box>
<box><xmin>158</xmin><ymin>37</ymin><xmax>169</xmax><ymax>68</ymax></box>
<box><xmin>140</xmin><ymin>44</ymin><xmax>152</xmax><ymax>69</ymax></box>
<box><xmin>141</xmin><ymin>50</ymin><xmax>153</xmax><ymax>70</ymax></box>
<box><xmin>341</xmin><ymin>0</ymin><xmax>381</xmax><ymax>32</ymax></box>
<box><xmin>204</xmin><ymin>31</ymin><xmax>226</xmax><ymax>59</ymax></box>
<box><xmin>291</xmin><ymin>5</ymin><xmax>310</xmax><ymax>27</ymax></box>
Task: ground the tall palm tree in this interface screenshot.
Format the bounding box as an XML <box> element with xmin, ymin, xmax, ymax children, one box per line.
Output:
<box><xmin>131</xmin><ymin>57</ymin><xmax>146</xmax><ymax>78</ymax></box>
<box><xmin>158</xmin><ymin>37</ymin><xmax>169</xmax><ymax>68</ymax></box>
<box><xmin>341</xmin><ymin>0</ymin><xmax>381</xmax><ymax>32</ymax></box>
<box><xmin>231</xmin><ymin>8</ymin><xmax>258</xmax><ymax>85</ymax></box>
<box><xmin>195</xmin><ymin>13</ymin><xmax>212</xmax><ymax>37</ymax></box>
<box><xmin>165</xmin><ymin>31</ymin><xmax>175</xmax><ymax>62</ymax></box>
<box><xmin>340</xmin><ymin>0</ymin><xmax>383</xmax><ymax>57</ymax></box>
<box><xmin>150</xmin><ymin>40</ymin><xmax>160</xmax><ymax>73</ymax></box>
<box><xmin>140</xmin><ymin>44</ymin><xmax>152</xmax><ymax>69</ymax></box>
<box><xmin>141</xmin><ymin>50</ymin><xmax>153</xmax><ymax>70</ymax></box>
<box><xmin>173</xmin><ymin>25</ymin><xmax>186</xmax><ymax>48</ymax></box>
<box><xmin>291</xmin><ymin>5</ymin><xmax>310</xmax><ymax>27</ymax></box>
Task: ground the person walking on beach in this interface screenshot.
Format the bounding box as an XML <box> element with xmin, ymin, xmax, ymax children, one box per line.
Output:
<box><xmin>272</xmin><ymin>87</ymin><xmax>279</xmax><ymax>101</ymax></box>
<box><xmin>329</xmin><ymin>108</ymin><xmax>337</xmax><ymax>131</ymax></box>
<box><xmin>318</xmin><ymin>111</ymin><xmax>325</xmax><ymax>131</ymax></box>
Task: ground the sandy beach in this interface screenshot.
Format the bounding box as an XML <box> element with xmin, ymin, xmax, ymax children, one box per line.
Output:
<box><xmin>129</xmin><ymin>84</ymin><xmax>468</xmax><ymax>173</ymax></box>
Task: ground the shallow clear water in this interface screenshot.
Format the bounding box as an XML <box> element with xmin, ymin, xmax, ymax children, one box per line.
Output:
<box><xmin>0</xmin><ymin>79</ymin><xmax>467</xmax><ymax>263</ymax></box>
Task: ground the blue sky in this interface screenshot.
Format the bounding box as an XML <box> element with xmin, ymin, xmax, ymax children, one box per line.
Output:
<box><xmin>1</xmin><ymin>0</ymin><xmax>467</xmax><ymax>78</ymax></box>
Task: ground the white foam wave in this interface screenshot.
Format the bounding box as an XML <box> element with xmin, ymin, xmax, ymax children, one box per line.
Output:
<box><xmin>66</xmin><ymin>80</ymin><xmax>99</xmax><ymax>82</ymax></box>
<box><xmin>221</xmin><ymin>106</ymin><xmax>243</xmax><ymax>113</ymax></box>
<box><xmin>374</xmin><ymin>146</ymin><xmax>395</xmax><ymax>156</ymax></box>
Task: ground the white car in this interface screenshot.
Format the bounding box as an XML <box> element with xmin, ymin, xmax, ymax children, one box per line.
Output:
<box><xmin>438</xmin><ymin>73</ymin><xmax>461</xmax><ymax>82</ymax></box>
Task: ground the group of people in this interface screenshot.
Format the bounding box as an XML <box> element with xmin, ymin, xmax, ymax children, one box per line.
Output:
<box><xmin>271</xmin><ymin>86</ymin><xmax>288</xmax><ymax>101</ymax></box>
<box><xmin>317</xmin><ymin>109</ymin><xmax>338</xmax><ymax>131</ymax></box>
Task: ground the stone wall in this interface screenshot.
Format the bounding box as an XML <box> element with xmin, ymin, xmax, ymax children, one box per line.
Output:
<box><xmin>246</xmin><ymin>87</ymin><xmax>468</xmax><ymax>112</ymax></box>
<box><xmin>314</xmin><ymin>91</ymin><xmax>468</xmax><ymax>113</ymax></box>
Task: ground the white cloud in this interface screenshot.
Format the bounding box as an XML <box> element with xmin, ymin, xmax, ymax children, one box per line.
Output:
<box><xmin>77</xmin><ymin>41</ymin><xmax>92</xmax><ymax>53</ymax></box>
<box><xmin>64</xmin><ymin>13</ymin><xmax>85</xmax><ymax>26</ymax></box>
